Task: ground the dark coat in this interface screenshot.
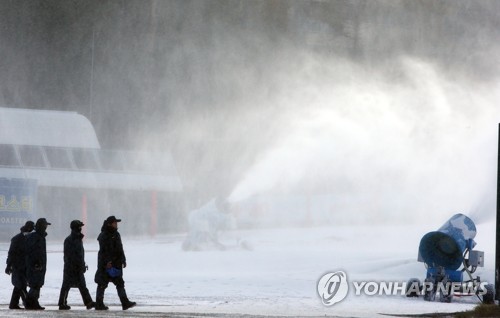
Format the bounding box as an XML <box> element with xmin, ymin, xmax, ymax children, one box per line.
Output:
<box><xmin>25</xmin><ymin>229</ymin><xmax>47</xmax><ymax>288</ymax></box>
<box><xmin>63</xmin><ymin>230</ymin><xmax>87</xmax><ymax>287</ymax></box>
<box><xmin>94</xmin><ymin>225</ymin><xmax>126</xmax><ymax>285</ymax></box>
<box><xmin>6</xmin><ymin>231</ymin><xmax>28</xmax><ymax>288</ymax></box>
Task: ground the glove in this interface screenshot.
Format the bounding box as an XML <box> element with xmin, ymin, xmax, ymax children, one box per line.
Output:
<box><xmin>5</xmin><ymin>266</ymin><xmax>11</xmax><ymax>275</ymax></box>
<box><xmin>122</xmin><ymin>261</ymin><xmax>127</xmax><ymax>269</ymax></box>
<box><xmin>77</xmin><ymin>264</ymin><xmax>87</xmax><ymax>273</ymax></box>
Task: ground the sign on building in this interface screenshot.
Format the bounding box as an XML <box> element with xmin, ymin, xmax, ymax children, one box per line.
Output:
<box><xmin>0</xmin><ymin>178</ymin><xmax>37</xmax><ymax>236</ymax></box>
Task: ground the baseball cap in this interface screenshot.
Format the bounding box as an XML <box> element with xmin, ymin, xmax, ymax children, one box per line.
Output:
<box><xmin>70</xmin><ymin>220</ymin><xmax>85</xmax><ymax>229</ymax></box>
<box><xmin>36</xmin><ymin>218</ymin><xmax>51</xmax><ymax>226</ymax></box>
<box><xmin>106</xmin><ymin>215</ymin><xmax>122</xmax><ymax>223</ymax></box>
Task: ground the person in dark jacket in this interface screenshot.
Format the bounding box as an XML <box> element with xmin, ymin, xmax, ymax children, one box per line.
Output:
<box><xmin>94</xmin><ymin>216</ymin><xmax>136</xmax><ymax>310</ymax></box>
<box><xmin>25</xmin><ymin>218</ymin><xmax>51</xmax><ymax>310</ymax></box>
<box><xmin>5</xmin><ymin>221</ymin><xmax>34</xmax><ymax>309</ymax></box>
<box><xmin>58</xmin><ymin>220</ymin><xmax>95</xmax><ymax>310</ymax></box>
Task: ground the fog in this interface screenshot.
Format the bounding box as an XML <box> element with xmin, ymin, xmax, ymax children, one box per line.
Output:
<box><xmin>0</xmin><ymin>0</ymin><xmax>500</xmax><ymax>231</ymax></box>
<box><xmin>1</xmin><ymin>2</ymin><xmax>500</xmax><ymax>316</ymax></box>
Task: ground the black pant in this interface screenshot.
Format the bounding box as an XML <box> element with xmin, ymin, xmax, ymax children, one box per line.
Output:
<box><xmin>9</xmin><ymin>287</ymin><xmax>27</xmax><ymax>308</ymax></box>
<box><xmin>96</xmin><ymin>276</ymin><xmax>130</xmax><ymax>305</ymax></box>
<box><xmin>25</xmin><ymin>286</ymin><xmax>42</xmax><ymax>309</ymax></box>
<box><xmin>58</xmin><ymin>284</ymin><xmax>93</xmax><ymax>306</ymax></box>
<box><xmin>58</xmin><ymin>272</ymin><xmax>93</xmax><ymax>306</ymax></box>
<box><xmin>10</xmin><ymin>271</ymin><xmax>28</xmax><ymax>308</ymax></box>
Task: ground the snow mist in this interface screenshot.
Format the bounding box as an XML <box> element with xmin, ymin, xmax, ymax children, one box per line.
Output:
<box><xmin>227</xmin><ymin>55</ymin><xmax>500</xmax><ymax>225</ymax></box>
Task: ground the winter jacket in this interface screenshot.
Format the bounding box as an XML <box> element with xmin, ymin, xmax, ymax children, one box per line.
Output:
<box><xmin>63</xmin><ymin>230</ymin><xmax>87</xmax><ymax>287</ymax></box>
<box><xmin>25</xmin><ymin>230</ymin><xmax>47</xmax><ymax>288</ymax></box>
<box><xmin>94</xmin><ymin>225</ymin><xmax>126</xmax><ymax>284</ymax></box>
<box><xmin>6</xmin><ymin>231</ymin><xmax>28</xmax><ymax>288</ymax></box>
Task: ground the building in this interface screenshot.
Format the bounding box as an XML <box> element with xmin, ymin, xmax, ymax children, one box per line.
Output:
<box><xmin>0</xmin><ymin>107</ymin><xmax>183</xmax><ymax>239</ymax></box>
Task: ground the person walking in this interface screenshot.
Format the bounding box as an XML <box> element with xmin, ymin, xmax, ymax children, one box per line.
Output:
<box><xmin>5</xmin><ymin>221</ymin><xmax>34</xmax><ymax>309</ymax></box>
<box><xmin>58</xmin><ymin>220</ymin><xmax>95</xmax><ymax>310</ymax></box>
<box><xmin>94</xmin><ymin>216</ymin><xmax>136</xmax><ymax>310</ymax></box>
<box><xmin>25</xmin><ymin>218</ymin><xmax>51</xmax><ymax>310</ymax></box>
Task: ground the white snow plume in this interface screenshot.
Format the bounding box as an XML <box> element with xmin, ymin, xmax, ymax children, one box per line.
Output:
<box><xmin>228</xmin><ymin>56</ymin><xmax>500</xmax><ymax>224</ymax></box>
<box><xmin>468</xmin><ymin>194</ymin><xmax>497</xmax><ymax>225</ymax></box>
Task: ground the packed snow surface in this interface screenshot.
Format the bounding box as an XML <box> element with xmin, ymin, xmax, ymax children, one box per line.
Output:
<box><xmin>0</xmin><ymin>221</ymin><xmax>495</xmax><ymax>317</ymax></box>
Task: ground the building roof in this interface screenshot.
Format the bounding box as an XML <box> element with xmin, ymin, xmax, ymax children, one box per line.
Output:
<box><xmin>0</xmin><ymin>107</ymin><xmax>100</xmax><ymax>149</ymax></box>
<box><xmin>0</xmin><ymin>108</ymin><xmax>182</xmax><ymax>192</ymax></box>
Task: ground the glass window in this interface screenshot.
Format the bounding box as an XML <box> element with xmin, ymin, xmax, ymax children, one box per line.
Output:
<box><xmin>44</xmin><ymin>147</ymin><xmax>73</xmax><ymax>169</ymax></box>
<box><xmin>99</xmin><ymin>150</ymin><xmax>126</xmax><ymax>171</ymax></box>
<box><xmin>122</xmin><ymin>152</ymin><xmax>143</xmax><ymax>172</ymax></box>
<box><xmin>19</xmin><ymin>145</ymin><xmax>47</xmax><ymax>168</ymax></box>
<box><xmin>72</xmin><ymin>148</ymin><xmax>100</xmax><ymax>170</ymax></box>
<box><xmin>0</xmin><ymin>144</ymin><xmax>20</xmax><ymax>166</ymax></box>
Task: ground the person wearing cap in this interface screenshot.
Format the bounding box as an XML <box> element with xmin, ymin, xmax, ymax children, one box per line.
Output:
<box><xmin>25</xmin><ymin>218</ymin><xmax>51</xmax><ymax>310</ymax></box>
<box><xmin>58</xmin><ymin>220</ymin><xmax>95</xmax><ymax>310</ymax></box>
<box><xmin>94</xmin><ymin>216</ymin><xmax>136</xmax><ymax>310</ymax></box>
<box><xmin>5</xmin><ymin>220</ymin><xmax>34</xmax><ymax>309</ymax></box>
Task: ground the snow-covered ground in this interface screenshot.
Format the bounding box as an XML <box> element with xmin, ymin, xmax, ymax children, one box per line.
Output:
<box><xmin>0</xmin><ymin>219</ymin><xmax>495</xmax><ymax>317</ymax></box>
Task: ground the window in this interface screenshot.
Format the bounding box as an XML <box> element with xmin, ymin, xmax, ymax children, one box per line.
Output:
<box><xmin>122</xmin><ymin>153</ymin><xmax>143</xmax><ymax>172</ymax></box>
<box><xmin>44</xmin><ymin>147</ymin><xmax>73</xmax><ymax>169</ymax></box>
<box><xmin>99</xmin><ymin>150</ymin><xmax>126</xmax><ymax>171</ymax></box>
<box><xmin>0</xmin><ymin>144</ymin><xmax>20</xmax><ymax>166</ymax></box>
<box><xmin>72</xmin><ymin>148</ymin><xmax>100</xmax><ymax>170</ymax></box>
<box><xmin>19</xmin><ymin>145</ymin><xmax>46</xmax><ymax>168</ymax></box>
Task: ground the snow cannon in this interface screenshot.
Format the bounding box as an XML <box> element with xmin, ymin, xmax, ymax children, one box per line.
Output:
<box><xmin>418</xmin><ymin>213</ymin><xmax>477</xmax><ymax>271</ymax></box>
<box><xmin>406</xmin><ymin>213</ymin><xmax>494</xmax><ymax>303</ymax></box>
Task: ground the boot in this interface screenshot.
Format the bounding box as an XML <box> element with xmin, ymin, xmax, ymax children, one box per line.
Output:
<box><xmin>26</xmin><ymin>300</ymin><xmax>45</xmax><ymax>310</ymax></box>
<box><xmin>25</xmin><ymin>288</ymin><xmax>45</xmax><ymax>310</ymax></box>
<box><xmin>94</xmin><ymin>286</ymin><xmax>108</xmax><ymax>310</ymax></box>
<box><xmin>117</xmin><ymin>286</ymin><xmax>136</xmax><ymax>310</ymax></box>
<box><xmin>79</xmin><ymin>286</ymin><xmax>95</xmax><ymax>309</ymax></box>
<box><xmin>24</xmin><ymin>296</ymin><xmax>33</xmax><ymax>310</ymax></box>
<box><xmin>26</xmin><ymin>298</ymin><xmax>45</xmax><ymax>310</ymax></box>
<box><xmin>9</xmin><ymin>288</ymin><xmax>21</xmax><ymax>309</ymax></box>
<box><xmin>121</xmin><ymin>299</ymin><xmax>137</xmax><ymax>311</ymax></box>
<box><xmin>58</xmin><ymin>288</ymin><xmax>71</xmax><ymax>310</ymax></box>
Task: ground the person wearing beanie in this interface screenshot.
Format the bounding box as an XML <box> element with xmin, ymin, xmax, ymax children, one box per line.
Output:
<box><xmin>94</xmin><ymin>216</ymin><xmax>136</xmax><ymax>310</ymax></box>
<box><xmin>5</xmin><ymin>221</ymin><xmax>34</xmax><ymax>309</ymax></box>
<box><xmin>58</xmin><ymin>220</ymin><xmax>95</xmax><ymax>310</ymax></box>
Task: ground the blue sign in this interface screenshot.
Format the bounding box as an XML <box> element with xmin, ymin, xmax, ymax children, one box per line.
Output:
<box><xmin>0</xmin><ymin>178</ymin><xmax>37</xmax><ymax>233</ymax></box>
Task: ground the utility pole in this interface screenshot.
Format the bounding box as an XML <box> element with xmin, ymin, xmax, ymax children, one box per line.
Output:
<box><xmin>496</xmin><ymin>123</ymin><xmax>500</xmax><ymax>304</ymax></box>
<box><xmin>89</xmin><ymin>28</ymin><xmax>95</xmax><ymax>123</ymax></box>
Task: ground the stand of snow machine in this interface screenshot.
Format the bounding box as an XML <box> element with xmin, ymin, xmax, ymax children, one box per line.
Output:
<box><xmin>405</xmin><ymin>213</ymin><xmax>495</xmax><ymax>304</ymax></box>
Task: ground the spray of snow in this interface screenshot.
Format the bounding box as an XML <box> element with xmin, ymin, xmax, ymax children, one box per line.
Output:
<box><xmin>227</xmin><ymin>56</ymin><xmax>500</xmax><ymax>224</ymax></box>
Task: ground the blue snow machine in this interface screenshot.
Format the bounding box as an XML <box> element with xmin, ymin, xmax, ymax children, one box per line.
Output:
<box><xmin>406</xmin><ymin>213</ymin><xmax>494</xmax><ymax>303</ymax></box>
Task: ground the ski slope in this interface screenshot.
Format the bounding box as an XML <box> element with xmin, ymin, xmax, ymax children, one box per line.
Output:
<box><xmin>0</xmin><ymin>220</ymin><xmax>495</xmax><ymax>317</ymax></box>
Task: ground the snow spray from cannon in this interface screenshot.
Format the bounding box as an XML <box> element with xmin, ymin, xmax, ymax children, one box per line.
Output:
<box><xmin>418</xmin><ymin>214</ymin><xmax>479</xmax><ymax>271</ymax></box>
